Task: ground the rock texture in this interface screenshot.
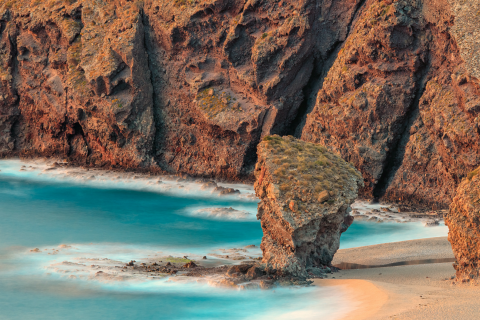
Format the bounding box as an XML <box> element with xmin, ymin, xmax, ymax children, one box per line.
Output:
<box><xmin>0</xmin><ymin>0</ymin><xmax>155</xmax><ymax>168</ymax></box>
<box><xmin>0</xmin><ymin>0</ymin><xmax>479</xmax><ymax>207</ymax></box>
<box><xmin>445</xmin><ymin>167</ymin><xmax>480</xmax><ymax>283</ymax></box>
<box><xmin>254</xmin><ymin>135</ymin><xmax>363</xmax><ymax>276</ymax></box>
<box><xmin>301</xmin><ymin>0</ymin><xmax>480</xmax><ymax>208</ymax></box>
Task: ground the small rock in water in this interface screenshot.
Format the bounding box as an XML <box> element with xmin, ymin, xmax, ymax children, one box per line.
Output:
<box><xmin>246</xmin><ymin>266</ymin><xmax>263</xmax><ymax>280</ymax></box>
<box><xmin>202</xmin><ymin>256</ymin><xmax>207</xmax><ymax>259</ymax></box>
<box><xmin>30</xmin><ymin>248</ymin><xmax>41</xmax><ymax>253</ymax></box>
<box><xmin>212</xmin><ymin>186</ymin><xmax>240</xmax><ymax>195</ymax></box>
<box><xmin>244</xmin><ymin>245</ymin><xmax>256</xmax><ymax>248</ymax></box>
<box><xmin>183</xmin><ymin>261</ymin><xmax>197</xmax><ymax>268</ymax></box>
<box><xmin>226</xmin><ymin>264</ymin><xmax>252</xmax><ymax>278</ymax></box>
<box><xmin>201</xmin><ymin>181</ymin><xmax>217</xmax><ymax>190</ymax></box>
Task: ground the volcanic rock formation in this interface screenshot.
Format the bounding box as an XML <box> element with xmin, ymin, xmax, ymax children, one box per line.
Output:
<box><xmin>0</xmin><ymin>0</ymin><xmax>479</xmax><ymax>207</ymax></box>
<box><xmin>445</xmin><ymin>167</ymin><xmax>480</xmax><ymax>284</ymax></box>
<box><xmin>301</xmin><ymin>0</ymin><xmax>480</xmax><ymax>208</ymax></box>
<box><xmin>254</xmin><ymin>135</ymin><xmax>363</xmax><ymax>276</ymax></box>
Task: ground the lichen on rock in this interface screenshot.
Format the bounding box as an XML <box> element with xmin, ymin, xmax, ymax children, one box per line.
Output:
<box><xmin>254</xmin><ymin>135</ymin><xmax>363</xmax><ymax>277</ymax></box>
<box><xmin>445</xmin><ymin>166</ymin><xmax>480</xmax><ymax>284</ymax></box>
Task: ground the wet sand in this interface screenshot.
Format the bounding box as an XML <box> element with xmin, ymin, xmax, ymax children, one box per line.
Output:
<box><xmin>315</xmin><ymin>237</ymin><xmax>480</xmax><ymax>319</ymax></box>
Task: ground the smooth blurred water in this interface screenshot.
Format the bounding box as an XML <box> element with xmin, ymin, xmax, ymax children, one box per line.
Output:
<box><xmin>0</xmin><ymin>161</ymin><xmax>356</xmax><ymax>320</ymax></box>
<box><xmin>0</xmin><ymin>160</ymin><xmax>448</xmax><ymax>320</ymax></box>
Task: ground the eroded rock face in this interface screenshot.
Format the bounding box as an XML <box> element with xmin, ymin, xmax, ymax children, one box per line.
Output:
<box><xmin>0</xmin><ymin>0</ymin><xmax>479</xmax><ymax>209</ymax></box>
<box><xmin>254</xmin><ymin>135</ymin><xmax>363</xmax><ymax>276</ymax></box>
<box><xmin>141</xmin><ymin>0</ymin><xmax>364</xmax><ymax>178</ymax></box>
<box><xmin>445</xmin><ymin>167</ymin><xmax>480</xmax><ymax>283</ymax></box>
<box><xmin>0</xmin><ymin>0</ymin><xmax>364</xmax><ymax>177</ymax></box>
<box><xmin>0</xmin><ymin>0</ymin><xmax>154</xmax><ymax>168</ymax></box>
<box><xmin>301</xmin><ymin>0</ymin><xmax>480</xmax><ymax>208</ymax></box>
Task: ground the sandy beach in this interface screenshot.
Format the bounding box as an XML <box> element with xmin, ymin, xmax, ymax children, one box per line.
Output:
<box><xmin>315</xmin><ymin>237</ymin><xmax>480</xmax><ymax>319</ymax></box>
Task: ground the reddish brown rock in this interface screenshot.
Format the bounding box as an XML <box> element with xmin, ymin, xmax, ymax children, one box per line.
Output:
<box><xmin>445</xmin><ymin>167</ymin><xmax>480</xmax><ymax>283</ymax></box>
<box><xmin>141</xmin><ymin>0</ymin><xmax>364</xmax><ymax>178</ymax></box>
<box><xmin>0</xmin><ymin>0</ymin><xmax>155</xmax><ymax>168</ymax></box>
<box><xmin>0</xmin><ymin>0</ymin><xmax>479</xmax><ymax>209</ymax></box>
<box><xmin>254</xmin><ymin>135</ymin><xmax>363</xmax><ymax>276</ymax></box>
<box><xmin>0</xmin><ymin>0</ymin><xmax>363</xmax><ymax>179</ymax></box>
<box><xmin>302</xmin><ymin>0</ymin><xmax>424</xmax><ymax>196</ymax></box>
<box><xmin>302</xmin><ymin>0</ymin><xmax>480</xmax><ymax>208</ymax></box>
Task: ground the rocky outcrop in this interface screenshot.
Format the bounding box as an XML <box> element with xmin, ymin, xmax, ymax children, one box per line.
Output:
<box><xmin>141</xmin><ymin>0</ymin><xmax>364</xmax><ymax>178</ymax></box>
<box><xmin>0</xmin><ymin>0</ymin><xmax>479</xmax><ymax>207</ymax></box>
<box><xmin>0</xmin><ymin>0</ymin><xmax>365</xmax><ymax>178</ymax></box>
<box><xmin>301</xmin><ymin>0</ymin><xmax>480</xmax><ymax>208</ymax></box>
<box><xmin>445</xmin><ymin>167</ymin><xmax>480</xmax><ymax>283</ymax></box>
<box><xmin>0</xmin><ymin>0</ymin><xmax>155</xmax><ymax>168</ymax></box>
<box><xmin>254</xmin><ymin>135</ymin><xmax>363</xmax><ymax>276</ymax></box>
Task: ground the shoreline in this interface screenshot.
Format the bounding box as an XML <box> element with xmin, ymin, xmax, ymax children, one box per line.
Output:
<box><xmin>315</xmin><ymin>237</ymin><xmax>480</xmax><ymax>320</ymax></box>
<box><xmin>0</xmin><ymin>155</ymin><xmax>449</xmax><ymax>211</ymax></box>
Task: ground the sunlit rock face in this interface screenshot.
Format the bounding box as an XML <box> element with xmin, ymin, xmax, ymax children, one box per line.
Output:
<box><xmin>445</xmin><ymin>167</ymin><xmax>480</xmax><ymax>284</ymax></box>
<box><xmin>0</xmin><ymin>0</ymin><xmax>479</xmax><ymax>210</ymax></box>
<box><xmin>0</xmin><ymin>0</ymin><xmax>155</xmax><ymax>168</ymax></box>
<box><xmin>301</xmin><ymin>0</ymin><xmax>480</xmax><ymax>209</ymax></box>
<box><xmin>254</xmin><ymin>135</ymin><xmax>363</xmax><ymax>277</ymax></box>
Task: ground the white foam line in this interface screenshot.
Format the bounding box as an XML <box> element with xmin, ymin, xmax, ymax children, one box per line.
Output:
<box><xmin>0</xmin><ymin>159</ymin><xmax>258</xmax><ymax>202</ymax></box>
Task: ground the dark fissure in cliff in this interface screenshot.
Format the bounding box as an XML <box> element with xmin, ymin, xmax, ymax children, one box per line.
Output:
<box><xmin>373</xmin><ymin>57</ymin><xmax>432</xmax><ymax>200</ymax></box>
<box><xmin>142</xmin><ymin>12</ymin><xmax>167</xmax><ymax>170</ymax></box>
<box><xmin>287</xmin><ymin>0</ymin><xmax>368</xmax><ymax>138</ymax></box>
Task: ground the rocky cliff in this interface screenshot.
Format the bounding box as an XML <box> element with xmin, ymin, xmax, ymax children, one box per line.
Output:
<box><xmin>445</xmin><ymin>167</ymin><xmax>480</xmax><ymax>283</ymax></box>
<box><xmin>301</xmin><ymin>0</ymin><xmax>480</xmax><ymax>208</ymax></box>
<box><xmin>254</xmin><ymin>135</ymin><xmax>362</xmax><ymax>276</ymax></box>
<box><xmin>0</xmin><ymin>0</ymin><xmax>479</xmax><ymax>206</ymax></box>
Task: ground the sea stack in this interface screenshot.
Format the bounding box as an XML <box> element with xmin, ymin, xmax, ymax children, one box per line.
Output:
<box><xmin>445</xmin><ymin>167</ymin><xmax>480</xmax><ymax>283</ymax></box>
<box><xmin>254</xmin><ymin>135</ymin><xmax>363</xmax><ymax>277</ymax></box>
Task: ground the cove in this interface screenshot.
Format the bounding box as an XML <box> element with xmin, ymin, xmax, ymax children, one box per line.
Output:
<box><xmin>0</xmin><ymin>160</ymin><xmax>448</xmax><ymax>319</ymax></box>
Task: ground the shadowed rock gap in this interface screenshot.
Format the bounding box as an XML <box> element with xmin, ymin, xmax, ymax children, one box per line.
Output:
<box><xmin>288</xmin><ymin>56</ymin><xmax>322</xmax><ymax>137</ymax></box>
<box><xmin>347</xmin><ymin>0</ymin><xmax>367</xmax><ymax>33</ymax></box>
<box><xmin>142</xmin><ymin>11</ymin><xmax>165</xmax><ymax>170</ymax></box>
<box><xmin>292</xmin><ymin>45</ymin><xmax>341</xmax><ymax>137</ymax></box>
<box><xmin>8</xmin><ymin>23</ymin><xmax>20</xmax><ymax>152</ymax></box>
<box><xmin>372</xmin><ymin>57</ymin><xmax>432</xmax><ymax>200</ymax></box>
<box><xmin>292</xmin><ymin>0</ymin><xmax>368</xmax><ymax>137</ymax></box>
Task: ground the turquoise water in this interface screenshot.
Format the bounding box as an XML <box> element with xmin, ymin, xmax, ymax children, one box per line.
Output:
<box><xmin>0</xmin><ymin>160</ymin><xmax>448</xmax><ymax>320</ymax></box>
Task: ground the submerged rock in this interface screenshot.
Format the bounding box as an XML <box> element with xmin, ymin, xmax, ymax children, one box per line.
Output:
<box><xmin>212</xmin><ymin>186</ymin><xmax>240</xmax><ymax>196</ymax></box>
<box><xmin>445</xmin><ymin>167</ymin><xmax>480</xmax><ymax>283</ymax></box>
<box><xmin>226</xmin><ymin>264</ymin><xmax>252</xmax><ymax>278</ymax></box>
<box><xmin>254</xmin><ymin>135</ymin><xmax>363</xmax><ymax>277</ymax></box>
<box><xmin>183</xmin><ymin>261</ymin><xmax>197</xmax><ymax>268</ymax></box>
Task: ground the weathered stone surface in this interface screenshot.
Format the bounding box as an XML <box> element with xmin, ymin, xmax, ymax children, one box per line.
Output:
<box><xmin>0</xmin><ymin>0</ymin><xmax>479</xmax><ymax>209</ymax></box>
<box><xmin>449</xmin><ymin>0</ymin><xmax>480</xmax><ymax>80</ymax></box>
<box><xmin>445</xmin><ymin>167</ymin><xmax>480</xmax><ymax>283</ymax></box>
<box><xmin>254</xmin><ymin>135</ymin><xmax>363</xmax><ymax>276</ymax></box>
<box><xmin>141</xmin><ymin>0</ymin><xmax>363</xmax><ymax>178</ymax></box>
<box><xmin>301</xmin><ymin>0</ymin><xmax>480</xmax><ymax>208</ymax></box>
<box><xmin>0</xmin><ymin>0</ymin><xmax>155</xmax><ymax>168</ymax></box>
